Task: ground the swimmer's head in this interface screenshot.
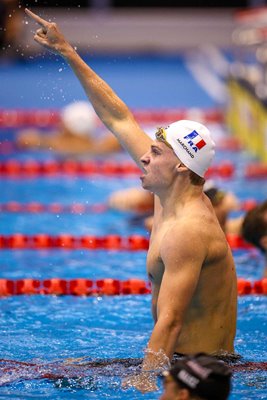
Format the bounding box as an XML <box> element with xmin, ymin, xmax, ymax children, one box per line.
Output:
<box><xmin>155</xmin><ymin>120</ymin><xmax>215</xmax><ymax>178</ymax></box>
<box><xmin>61</xmin><ymin>101</ymin><xmax>98</xmax><ymax>136</ymax></box>
<box><xmin>242</xmin><ymin>200</ymin><xmax>267</xmax><ymax>253</ymax></box>
<box><xmin>163</xmin><ymin>353</ymin><xmax>231</xmax><ymax>400</ymax></box>
<box><xmin>204</xmin><ymin>180</ymin><xmax>225</xmax><ymax>206</ymax></box>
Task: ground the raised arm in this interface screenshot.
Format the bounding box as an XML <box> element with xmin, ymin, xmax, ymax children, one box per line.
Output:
<box><xmin>25</xmin><ymin>8</ymin><xmax>152</xmax><ymax>167</ymax></box>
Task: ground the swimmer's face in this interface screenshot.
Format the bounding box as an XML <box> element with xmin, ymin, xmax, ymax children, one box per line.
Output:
<box><xmin>139</xmin><ymin>139</ymin><xmax>180</xmax><ymax>194</ymax></box>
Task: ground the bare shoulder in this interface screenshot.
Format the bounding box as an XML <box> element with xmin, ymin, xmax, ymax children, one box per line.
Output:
<box><xmin>160</xmin><ymin>219</ymin><xmax>207</xmax><ymax>264</ymax></box>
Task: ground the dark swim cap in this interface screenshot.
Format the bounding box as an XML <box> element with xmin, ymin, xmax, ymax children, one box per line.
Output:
<box><xmin>166</xmin><ymin>353</ymin><xmax>231</xmax><ymax>400</ymax></box>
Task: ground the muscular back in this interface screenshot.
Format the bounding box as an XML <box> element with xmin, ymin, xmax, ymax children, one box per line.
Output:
<box><xmin>147</xmin><ymin>194</ymin><xmax>237</xmax><ymax>355</ymax></box>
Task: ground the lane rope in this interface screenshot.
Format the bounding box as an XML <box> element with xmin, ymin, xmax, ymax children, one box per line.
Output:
<box><xmin>1</xmin><ymin>160</ymin><xmax>266</xmax><ymax>179</ymax></box>
<box><xmin>0</xmin><ymin>234</ymin><xmax>150</xmax><ymax>250</ymax></box>
<box><xmin>0</xmin><ymin>199</ymin><xmax>258</xmax><ymax>214</ymax></box>
<box><xmin>0</xmin><ymin>160</ymin><xmax>236</xmax><ymax>178</ymax></box>
<box><xmin>0</xmin><ymin>277</ymin><xmax>266</xmax><ymax>296</ymax></box>
<box><xmin>0</xmin><ymin>234</ymin><xmax>256</xmax><ymax>250</ymax></box>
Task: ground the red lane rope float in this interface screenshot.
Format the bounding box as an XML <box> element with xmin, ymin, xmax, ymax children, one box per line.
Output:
<box><xmin>0</xmin><ymin>278</ymin><xmax>151</xmax><ymax>296</ymax></box>
<box><xmin>0</xmin><ymin>160</ymin><xmax>235</xmax><ymax>178</ymax></box>
<box><xmin>0</xmin><ymin>234</ymin><xmax>150</xmax><ymax>250</ymax></box>
<box><xmin>0</xmin><ymin>199</ymin><xmax>258</xmax><ymax>214</ymax></box>
<box><xmin>0</xmin><ymin>160</ymin><xmax>141</xmax><ymax>176</ymax></box>
<box><xmin>0</xmin><ymin>278</ymin><xmax>265</xmax><ymax>297</ymax></box>
<box><xmin>0</xmin><ymin>234</ymin><xmax>256</xmax><ymax>250</ymax></box>
<box><xmin>245</xmin><ymin>163</ymin><xmax>267</xmax><ymax>179</ymax></box>
<box><xmin>226</xmin><ymin>234</ymin><xmax>255</xmax><ymax>250</ymax></box>
<box><xmin>0</xmin><ymin>108</ymin><xmax>223</xmax><ymax>128</ymax></box>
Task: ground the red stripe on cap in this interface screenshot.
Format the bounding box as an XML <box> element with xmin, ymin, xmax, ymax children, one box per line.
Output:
<box><xmin>196</xmin><ymin>139</ymin><xmax>206</xmax><ymax>150</ymax></box>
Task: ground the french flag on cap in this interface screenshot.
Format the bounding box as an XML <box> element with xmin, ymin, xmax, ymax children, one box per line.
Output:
<box><xmin>184</xmin><ymin>130</ymin><xmax>206</xmax><ymax>150</ymax></box>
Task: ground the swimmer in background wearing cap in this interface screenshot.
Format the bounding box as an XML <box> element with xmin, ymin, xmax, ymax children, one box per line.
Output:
<box><xmin>25</xmin><ymin>9</ymin><xmax>237</xmax><ymax>393</ymax></box>
<box><xmin>16</xmin><ymin>101</ymin><xmax>121</xmax><ymax>155</ymax></box>
<box><xmin>160</xmin><ymin>353</ymin><xmax>232</xmax><ymax>400</ymax></box>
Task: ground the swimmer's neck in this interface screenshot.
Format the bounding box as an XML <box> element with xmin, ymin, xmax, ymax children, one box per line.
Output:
<box><xmin>155</xmin><ymin>180</ymin><xmax>203</xmax><ymax>216</ymax></box>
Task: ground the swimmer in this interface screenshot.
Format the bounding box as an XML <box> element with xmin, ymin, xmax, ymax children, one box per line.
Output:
<box><xmin>16</xmin><ymin>101</ymin><xmax>121</xmax><ymax>155</ymax></box>
<box><xmin>108</xmin><ymin>180</ymin><xmax>240</xmax><ymax>234</ymax></box>
<box><xmin>108</xmin><ymin>187</ymin><xmax>154</xmax><ymax>213</ymax></box>
<box><xmin>160</xmin><ymin>353</ymin><xmax>232</xmax><ymax>400</ymax></box>
<box><xmin>203</xmin><ymin>181</ymin><xmax>240</xmax><ymax>233</ymax></box>
<box><xmin>242</xmin><ymin>199</ymin><xmax>267</xmax><ymax>277</ymax></box>
<box><xmin>25</xmin><ymin>9</ymin><xmax>237</xmax><ymax>393</ymax></box>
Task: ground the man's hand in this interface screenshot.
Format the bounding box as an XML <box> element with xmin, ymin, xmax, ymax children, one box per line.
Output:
<box><xmin>122</xmin><ymin>371</ymin><xmax>159</xmax><ymax>393</ymax></box>
<box><xmin>25</xmin><ymin>8</ymin><xmax>73</xmax><ymax>56</ymax></box>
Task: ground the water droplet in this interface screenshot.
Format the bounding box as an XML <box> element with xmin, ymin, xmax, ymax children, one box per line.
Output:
<box><xmin>25</xmin><ymin>21</ymin><xmax>28</xmax><ymax>25</ymax></box>
<box><xmin>58</xmin><ymin>68</ymin><xmax>63</xmax><ymax>72</ymax></box>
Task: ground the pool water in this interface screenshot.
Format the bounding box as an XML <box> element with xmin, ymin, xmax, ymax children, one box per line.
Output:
<box><xmin>0</xmin><ymin>162</ymin><xmax>266</xmax><ymax>399</ymax></box>
<box><xmin>0</xmin><ymin>55</ymin><xmax>266</xmax><ymax>399</ymax></box>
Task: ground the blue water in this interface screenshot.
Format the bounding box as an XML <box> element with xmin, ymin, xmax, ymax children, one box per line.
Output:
<box><xmin>0</xmin><ymin>54</ymin><xmax>266</xmax><ymax>399</ymax></box>
<box><xmin>0</xmin><ymin>295</ymin><xmax>266</xmax><ymax>399</ymax></box>
<box><xmin>0</xmin><ymin>55</ymin><xmax>214</xmax><ymax>109</ymax></box>
<box><xmin>0</xmin><ymin>171</ymin><xmax>266</xmax><ymax>399</ymax></box>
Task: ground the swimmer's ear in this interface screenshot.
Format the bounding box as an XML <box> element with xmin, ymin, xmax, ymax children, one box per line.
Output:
<box><xmin>259</xmin><ymin>235</ymin><xmax>267</xmax><ymax>252</ymax></box>
<box><xmin>175</xmin><ymin>162</ymin><xmax>188</xmax><ymax>174</ymax></box>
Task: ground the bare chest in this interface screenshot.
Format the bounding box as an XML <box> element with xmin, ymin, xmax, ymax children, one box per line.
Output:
<box><xmin>146</xmin><ymin>231</ymin><xmax>165</xmax><ymax>285</ymax></box>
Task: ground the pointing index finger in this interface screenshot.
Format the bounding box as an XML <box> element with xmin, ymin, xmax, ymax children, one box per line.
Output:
<box><xmin>25</xmin><ymin>8</ymin><xmax>49</xmax><ymax>28</ymax></box>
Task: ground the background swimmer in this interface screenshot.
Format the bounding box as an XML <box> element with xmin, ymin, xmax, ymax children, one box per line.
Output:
<box><xmin>108</xmin><ymin>180</ymin><xmax>241</xmax><ymax>234</ymax></box>
<box><xmin>242</xmin><ymin>200</ymin><xmax>267</xmax><ymax>277</ymax></box>
<box><xmin>17</xmin><ymin>101</ymin><xmax>121</xmax><ymax>155</ymax></box>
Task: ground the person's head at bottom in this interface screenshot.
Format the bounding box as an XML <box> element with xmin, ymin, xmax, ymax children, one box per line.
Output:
<box><xmin>160</xmin><ymin>353</ymin><xmax>231</xmax><ymax>400</ymax></box>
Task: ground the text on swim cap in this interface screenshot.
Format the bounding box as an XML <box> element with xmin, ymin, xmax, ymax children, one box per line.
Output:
<box><xmin>177</xmin><ymin>138</ymin><xmax>195</xmax><ymax>158</ymax></box>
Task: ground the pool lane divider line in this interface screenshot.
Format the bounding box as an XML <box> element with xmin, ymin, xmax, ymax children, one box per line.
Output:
<box><xmin>0</xmin><ymin>234</ymin><xmax>150</xmax><ymax>250</ymax></box>
<box><xmin>0</xmin><ymin>199</ymin><xmax>258</xmax><ymax>214</ymax></box>
<box><xmin>0</xmin><ymin>160</ymin><xmax>266</xmax><ymax>178</ymax></box>
<box><xmin>0</xmin><ymin>234</ymin><xmax>256</xmax><ymax>251</ymax></box>
<box><xmin>0</xmin><ymin>160</ymin><xmax>236</xmax><ymax>178</ymax></box>
<box><xmin>0</xmin><ymin>278</ymin><xmax>266</xmax><ymax>296</ymax></box>
<box><xmin>0</xmin><ymin>108</ymin><xmax>223</xmax><ymax>128</ymax></box>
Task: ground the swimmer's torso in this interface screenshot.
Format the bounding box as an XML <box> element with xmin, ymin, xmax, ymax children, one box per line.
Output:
<box><xmin>147</xmin><ymin>195</ymin><xmax>237</xmax><ymax>355</ymax></box>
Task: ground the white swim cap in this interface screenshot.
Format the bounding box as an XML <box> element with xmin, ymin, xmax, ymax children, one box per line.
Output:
<box><xmin>61</xmin><ymin>101</ymin><xmax>97</xmax><ymax>136</ymax></box>
<box><xmin>158</xmin><ymin>120</ymin><xmax>215</xmax><ymax>178</ymax></box>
